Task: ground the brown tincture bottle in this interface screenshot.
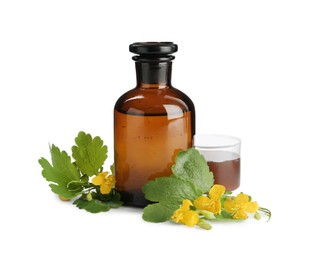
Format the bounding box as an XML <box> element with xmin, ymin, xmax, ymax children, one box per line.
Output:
<box><xmin>114</xmin><ymin>42</ymin><xmax>195</xmax><ymax>207</ymax></box>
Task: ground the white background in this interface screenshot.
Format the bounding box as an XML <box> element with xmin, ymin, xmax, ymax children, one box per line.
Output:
<box><xmin>1</xmin><ymin>0</ymin><xmax>313</xmax><ymax>259</ymax></box>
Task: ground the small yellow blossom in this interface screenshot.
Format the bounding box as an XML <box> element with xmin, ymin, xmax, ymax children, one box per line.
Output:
<box><xmin>92</xmin><ymin>172</ymin><xmax>115</xmax><ymax>195</ymax></box>
<box><xmin>194</xmin><ymin>184</ymin><xmax>226</xmax><ymax>214</ymax></box>
<box><xmin>171</xmin><ymin>199</ymin><xmax>199</xmax><ymax>227</ymax></box>
<box><xmin>171</xmin><ymin>199</ymin><xmax>192</xmax><ymax>223</ymax></box>
<box><xmin>224</xmin><ymin>193</ymin><xmax>259</xmax><ymax>219</ymax></box>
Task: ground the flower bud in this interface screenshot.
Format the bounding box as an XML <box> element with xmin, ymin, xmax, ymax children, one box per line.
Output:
<box><xmin>58</xmin><ymin>195</ymin><xmax>70</xmax><ymax>201</ymax></box>
<box><xmin>254</xmin><ymin>212</ymin><xmax>261</xmax><ymax>220</ymax></box>
<box><xmin>198</xmin><ymin>210</ymin><xmax>216</xmax><ymax>220</ymax></box>
<box><xmin>197</xmin><ymin>219</ymin><xmax>212</xmax><ymax>230</ymax></box>
<box><xmin>86</xmin><ymin>193</ymin><xmax>93</xmax><ymax>201</ymax></box>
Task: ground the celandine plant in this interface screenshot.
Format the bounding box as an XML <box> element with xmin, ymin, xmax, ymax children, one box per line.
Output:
<box><xmin>39</xmin><ymin>132</ymin><xmax>122</xmax><ymax>213</ymax></box>
<box><xmin>141</xmin><ymin>148</ymin><xmax>271</xmax><ymax>229</ymax></box>
<box><xmin>39</xmin><ymin>131</ymin><xmax>271</xmax><ymax>230</ymax></box>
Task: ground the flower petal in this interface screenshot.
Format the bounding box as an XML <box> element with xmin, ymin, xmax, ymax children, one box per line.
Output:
<box><xmin>233</xmin><ymin>209</ymin><xmax>248</xmax><ymax>219</ymax></box>
<box><xmin>100</xmin><ymin>182</ymin><xmax>112</xmax><ymax>194</ymax></box>
<box><xmin>245</xmin><ymin>201</ymin><xmax>259</xmax><ymax>213</ymax></box>
<box><xmin>181</xmin><ymin>199</ymin><xmax>193</xmax><ymax>212</ymax></box>
<box><xmin>235</xmin><ymin>193</ymin><xmax>250</xmax><ymax>205</ymax></box>
<box><xmin>224</xmin><ymin>199</ymin><xmax>237</xmax><ymax>213</ymax></box>
<box><xmin>209</xmin><ymin>184</ymin><xmax>226</xmax><ymax>200</ymax></box>
<box><xmin>171</xmin><ymin>209</ymin><xmax>183</xmax><ymax>223</ymax></box>
<box><xmin>92</xmin><ymin>174</ymin><xmax>105</xmax><ymax>186</ymax></box>
<box><xmin>182</xmin><ymin>210</ymin><xmax>199</xmax><ymax>227</ymax></box>
<box><xmin>194</xmin><ymin>196</ymin><xmax>211</xmax><ymax>210</ymax></box>
<box><xmin>208</xmin><ymin>199</ymin><xmax>222</xmax><ymax>214</ymax></box>
<box><xmin>106</xmin><ymin>175</ymin><xmax>116</xmax><ymax>187</ymax></box>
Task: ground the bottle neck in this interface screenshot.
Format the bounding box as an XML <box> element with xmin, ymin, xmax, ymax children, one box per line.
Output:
<box><xmin>135</xmin><ymin>61</ymin><xmax>172</xmax><ymax>88</ymax></box>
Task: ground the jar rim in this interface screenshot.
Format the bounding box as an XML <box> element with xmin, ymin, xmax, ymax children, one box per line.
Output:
<box><xmin>193</xmin><ymin>134</ymin><xmax>241</xmax><ymax>149</ymax></box>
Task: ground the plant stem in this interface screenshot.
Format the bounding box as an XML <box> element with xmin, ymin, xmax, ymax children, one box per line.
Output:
<box><xmin>259</xmin><ymin>207</ymin><xmax>271</xmax><ymax>222</ymax></box>
<box><xmin>77</xmin><ymin>186</ymin><xmax>96</xmax><ymax>195</ymax></box>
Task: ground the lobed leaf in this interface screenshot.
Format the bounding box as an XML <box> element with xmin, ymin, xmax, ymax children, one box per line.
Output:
<box><xmin>39</xmin><ymin>144</ymin><xmax>81</xmax><ymax>199</ymax></box>
<box><xmin>72</xmin><ymin>131</ymin><xmax>108</xmax><ymax>176</ymax></box>
<box><xmin>73</xmin><ymin>192</ymin><xmax>122</xmax><ymax>213</ymax></box>
<box><xmin>73</xmin><ymin>198</ymin><xmax>111</xmax><ymax>213</ymax></box>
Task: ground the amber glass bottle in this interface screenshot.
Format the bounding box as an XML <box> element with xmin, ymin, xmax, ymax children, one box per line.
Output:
<box><xmin>114</xmin><ymin>42</ymin><xmax>195</xmax><ymax>207</ymax></box>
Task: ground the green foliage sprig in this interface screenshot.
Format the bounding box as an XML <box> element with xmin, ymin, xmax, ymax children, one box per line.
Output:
<box><xmin>39</xmin><ymin>131</ymin><xmax>122</xmax><ymax>213</ymax></box>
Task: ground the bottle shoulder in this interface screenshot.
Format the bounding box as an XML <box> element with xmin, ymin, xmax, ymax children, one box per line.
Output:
<box><xmin>114</xmin><ymin>86</ymin><xmax>195</xmax><ymax>115</ymax></box>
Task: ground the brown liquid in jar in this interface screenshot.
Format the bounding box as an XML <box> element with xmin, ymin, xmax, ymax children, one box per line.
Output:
<box><xmin>207</xmin><ymin>156</ymin><xmax>240</xmax><ymax>191</ymax></box>
<box><xmin>114</xmin><ymin>110</ymin><xmax>192</xmax><ymax>206</ymax></box>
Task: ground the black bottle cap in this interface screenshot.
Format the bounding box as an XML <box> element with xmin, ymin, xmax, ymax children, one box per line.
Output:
<box><xmin>130</xmin><ymin>42</ymin><xmax>178</xmax><ymax>55</ymax></box>
<box><xmin>130</xmin><ymin>42</ymin><xmax>177</xmax><ymax>62</ymax></box>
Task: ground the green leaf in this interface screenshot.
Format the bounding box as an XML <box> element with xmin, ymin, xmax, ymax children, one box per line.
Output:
<box><xmin>172</xmin><ymin>148</ymin><xmax>214</xmax><ymax>193</ymax></box>
<box><xmin>73</xmin><ymin>192</ymin><xmax>122</xmax><ymax>213</ymax></box>
<box><xmin>72</xmin><ymin>191</ymin><xmax>122</xmax><ymax>213</ymax></box>
<box><xmin>80</xmin><ymin>174</ymin><xmax>89</xmax><ymax>184</ymax></box>
<box><xmin>73</xmin><ymin>198</ymin><xmax>111</xmax><ymax>213</ymax></box>
<box><xmin>142</xmin><ymin>203</ymin><xmax>178</xmax><ymax>223</ymax></box>
<box><xmin>49</xmin><ymin>183</ymin><xmax>79</xmax><ymax>199</ymax></box>
<box><xmin>142</xmin><ymin>176</ymin><xmax>201</xmax><ymax>204</ymax></box>
<box><xmin>67</xmin><ymin>180</ymin><xmax>86</xmax><ymax>192</ymax></box>
<box><xmin>39</xmin><ymin>144</ymin><xmax>82</xmax><ymax>199</ymax></box>
<box><xmin>71</xmin><ymin>131</ymin><xmax>108</xmax><ymax>176</ymax></box>
<box><xmin>101</xmin><ymin>192</ymin><xmax>123</xmax><ymax>208</ymax></box>
<box><xmin>67</xmin><ymin>174</ymin><xmax>89</xmax><ymax>191</ymax></box>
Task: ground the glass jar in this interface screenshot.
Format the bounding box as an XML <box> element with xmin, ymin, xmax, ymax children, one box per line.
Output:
<box><xmin>193</xmin><ymin>134</ymin><xmax>241</xmax><ymax>191</ymax></box>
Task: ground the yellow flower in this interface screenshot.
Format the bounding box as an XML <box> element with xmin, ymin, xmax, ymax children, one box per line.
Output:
<box><xmin>224</xmin><ymin>193</ymin><xmax>259</xmax><ymax>219</ymax></box>
<box><xmin>171</xmin><ymin>199</ymin><xmax>199</xmax><ymax>227</ymax></box>
<box><xmin>194</xmin><ymin>184</ymin><xmax>226</xmax><ymax>214</ymax></box>
<box><xmin>92</xmin><ymin>172</ymin><xmax>115</xmax><ymax>194</ymax></box>
<box><xmin>171</xmin><ymin>199</ymin><xmax>192</xmax><ymax>223</ymax></box>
